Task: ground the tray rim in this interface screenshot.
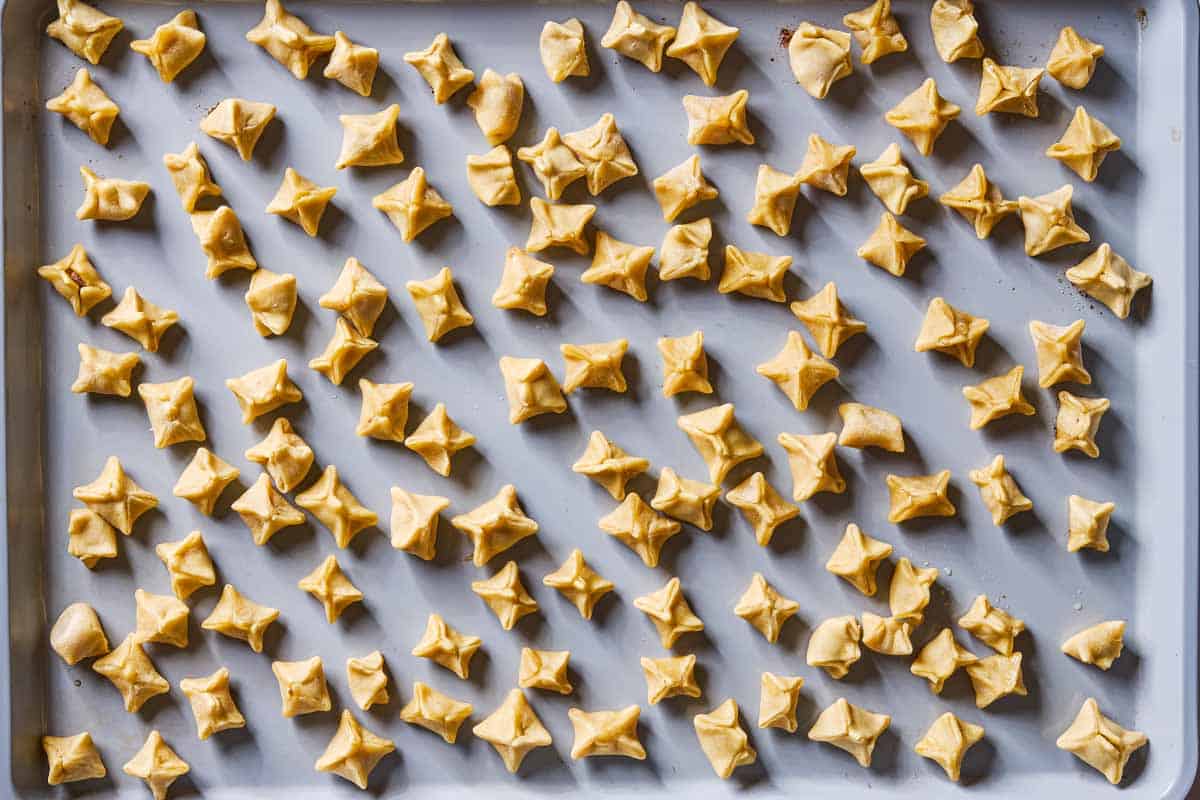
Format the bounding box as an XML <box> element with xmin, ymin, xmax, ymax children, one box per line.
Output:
<box><xmin>0</xmin><ymin>0</ymin><xmax>1197</xmax><ymax>797</ymax></box>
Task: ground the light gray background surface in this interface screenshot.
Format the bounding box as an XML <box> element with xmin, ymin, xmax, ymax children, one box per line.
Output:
<box><xmin>2</xmin><ymin>0</ymin><xmax>1197</xmax><ymax>797</ymax></box>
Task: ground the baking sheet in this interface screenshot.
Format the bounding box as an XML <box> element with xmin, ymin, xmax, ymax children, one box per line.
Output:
<box><xmin>2</xmin><ymin>0</ymin><xmax>1197</xmax><ymax>797</ymax></box>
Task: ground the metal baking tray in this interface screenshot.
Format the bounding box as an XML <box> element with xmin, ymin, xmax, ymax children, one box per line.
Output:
<box><xmin>2</xmin><ymin>0</ymin><xmax>1197</xmax><ymax>797</ymax></box>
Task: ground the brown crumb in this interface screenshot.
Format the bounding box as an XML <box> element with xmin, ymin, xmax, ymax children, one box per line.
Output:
<box><xmin>778</xmin><ymin>27</ymin><xmax>794</xmax><ymax>48</ymax></box>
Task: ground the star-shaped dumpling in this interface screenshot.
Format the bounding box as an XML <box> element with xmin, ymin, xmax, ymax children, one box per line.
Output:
<box><xmin>190</xmin><ymin>206</ymin><xmax>258</xmax><ymax>278</ymax></box>
<box><xmin>406</xmin><ymin>266</ymin><xmax>475</xmax><ymax>342</ymax></box>
<box><xmin>601</xmin><ymin>1</ymin><xmax>675</xmax><ymax>72</ymax></box>
<box><xmin>47</xmin><ymin>0</ymin><xmax>123</xmax><ymax>65</ymax></box>
<box><xmin>400</xmin><ymin>681</ymin><xmax>473</xmax><ymax>743</ymax></box>
<box><xmin>915</xmin><ymin>712</ymin><xmax>985</xmax><ymax>781</ymax></box>
<box><xmin>976</xmin><ymin>58</ymin><xmax>1044</xmax><ymax>117</ymax></box>
<box><xmin>527</xmin><ymin>197</ymin><xmax>595</xmax><ymax>254</ymax></box>
<box><xmin>857</xmin><ymin>211</ymin><xmax>926</xmax><ymax>277</ymax></box>
<box><xmin>101</xmin><ymin>287</ymin><xmax>178</xmax><ymax>352</ymax></box>
<box><xmin>1018</xmin><ymin>184</ymin><xmax>1090</xmax><ymax>257</ymax></box>
<box><xmin>964</xmin><ymin>653</ymin><xmax>1027</xmax><ymax>708</ymax></box>
<box><xmin>652</xmin><ymin>155</ymin><xmax>718</xmax><ymax>223</ymax></box>
<box><xmin>640</xmin><ymin>654</ymin><xmax>701</xmax><ymax>704</ymax></box>
<box><xmin>561</xmin><ymin>340</ymin><xmax>629</xmax><ymax>393</ymax></box>
<box><xmin>517</xmin><ymin>127</ymin><xmax>586</xmax><ymax>201</ymax></box>
<box><xmin>682</xmin><ymin>90</ymin><xmax>755</xmax><ymax>146</ymax></box>
<box><xmin>776</xmin><ymin>431</ymin><xmax>846</xmax><ymax>502</ymax></box>
<box><xmin>756</xmin><ymin>330</ymin><xmax>839</xmax><ymax>411</ymax></box>
<box><xmin>825</xmin><ymin>523</ymin><xmax>892</xmax><ymax>595</ymax></box>
<box><xmin>42</xmin><ymin>731</ymin><xmax>106</xmax><ymax>785</ymax></box>
<box><xmin>808</xmin><ymin>698</ymin><xmax>890</xmax><ymax>767</ymax></box>
<box><xmin>651</xmin><ymin>467</ymin><xmax>720</xmax><ymax>530</ymax></box>
<box><xmin>962</xmin><ymin>365</ymin><xmax>1035</xmax><ymax>429</ymax></box>
<box><xmin>467</xmin><ymin>146</ymin><xmax>521</xmax><ymax>207</ymax></box>
<box><xmin>155</xmin><ymin>530</ymin><xmax>215</xmax><ymax>599</ymax></box>
<box><xmin>173</xmin><ymin>447</ymin><xmax>239</xmax><ymax>516</ymax></box>
<box><xmin>230</xmin><ymin>474</ymin><xmax>305</xmax><ymax>545</ymax></box>
<box><xmin>315</xmin><ymin>710</ymin><xmax>394</xmax><ymax>790</ymax></box>
<box><xmin>403</xmin><ymin>32</ymin><xmax>474</xmax><ymax>103</ymax></box>
<box><xmin>735</xmin><ymin>572</ymin><xmax>799</xmax><ymax>643</ymax></box>
<box><xmin>72</xmin><ymin>456</ymin><xmax>157</xmax><ymax>534</ymax></box>
<box><xmin>473</xmin><ymin>690</ymin><xmax>553</xmax><ymax>773</ymax></box>
<box><xmin>50</xmin><ymin>602</ymin><xmax>110</xmax><ymax>665</ymax></box>
<box><xmin>860</xmin><ymin>144</ymin><xmax>928</xmax><ymax>215</ymax></box>
<box><xmin>677</xmin><ymin>403</ymin><xmax>763</xmax><ymax>484</ymax></box>
<box><xmin>356</xmin><ymin>378</ymin><xmax>412</xmax><ymax>442</ymax></box>
<box><xmin>92</xmin><ymin>634</ymin><xmax>169</xmax><ymax>712</ymax></box>
<box><xmin>563</xmin><ymin>113</ymin><xmax>638</xmax><ymax>195</ymax></box>
<box><xmin>245</xmin><ymin>0</ymin><xmax>334</xmax><ymax>79</ymax></box>
<box><xmin>568</xmin><ymin>706</ymin><xmax>646</xmax><ymax>759</ymax></box>
<box><xmin>1047</xmin><ymin>26</ymin><xmax>1105</xmax><ymax>89</ymax></box>
<box><xmin>298</xmin><ymin>554</ymin><xmax>363</xmax><ymax>623</ymax></box>
<box><xmin>1029</xmin><ymin>319</ymin><xmax>1090</xmax><ymax>387</ymax></box>
<box><xmin>1061</xmin><ymin>620</ymin><xmax>1126</xmax><ymax>670</ymax></box>
<box><xmin>66</xmin><ymin>509</ymin><xmax>117</xmax><ymax>568</ymax></box>
<box><xmin>957</xmin><ymin>594</ymin><xmax>1026</xmax><ymax>655</ymax></box>
<box><xmin>308</xmin><ymin>317</ymin><xmax>378</xmax><ymax>385</ymax></box>
<box><xmin>886</xmin><ymin>470</ymin><xmax>956</xmax><ymax>523</ymax></box>
<box><xmin>1054</xmin><ymin>391</ymin><xmax>1110</xmax><ymax>458</ymax></box>
<box><xmin>374</xmin><ymin>168</ymin><xmax>453</xmax><ymax>242</ymax></box>
<box><xmin>694</xmin><ymin>699</ymin><xmax>757</xmax><ymax>779</ymax></box>
<box><xmin>294</xmin><ymin>465</ymin><xmax>378</xmax><ymax>549</ymax></box>
<box><xmin>796</xmin><ymin>134</ymin><xmax>856</xmax><ymax>197</ymax></box>
<box><xmin>1047</xmin><ymin>107</ymin><xmax>1121</xmax><ymax>183</ymax></box>
<box><xmin>138</xmin><ymin>376</ymin><xmax>206</xmax><ymax>449</ymax></box>
<box><xmin>38</xmin><ymin>244</ymin><xmax>111</xmax><ymax>316</ymax></box>
<box><xmin>179</xmin><ymin>667</ymin><xmax>246</xmax><ymax>740</ymax></box>
<box><xmin>471</xmin><ymin>560</ymin><xmax>539</xmax><ymax>630</ymax></box>
<box><xmin>75</xmin><ymin>166</ymin><xmax>150</xmax><ymax>222</ymax></box>
<box><xmin>540</xmin><ymin>18</ymin><xmax>588</xmax><ymax>82</ymax></box>
<box><xmin>200</xmin><ymin>98</ymin><xmax>276</xmax><ymax>161</ymax></box>
<box><xmin>266</xmin><ymin>168</ymin><xmax>336</xmax><ymax>237</ymax></box>
<box><xmin>885</xmin><ymin>78</ymin><xmax>961</xmax><ymax>156</ymax></box>
<box><xmin>666</xmin><ymin>2</ymin><xmax>738</xmax><ymax>85</ymax></box>
<box><xmin>1066</xmin><ymin>243</ymin><xmax>1150</xmax><ymax>319</ymax></box>
<box><xmin>1056</xmin><ymin>698</ymin><xmax>1146</xmax><ymax>785</ymax></box>
<box><xmin>806</xmin><ymin>616</ymin><xmax>862</xmax><ymax>678</ymax></box>
<box><xmin>746</xmin><ymin>164</ymin><xmax>803</xmax><ymax>237</ymax></box>
<box><xmin>725</xmin><ymin>471</ymin><xmax>798</xmax><ymax>546</ymax></box>
<box><xmin>861</xmin><ymin>612</ymin><xmax>914</xmax><ymax>655</ymax></box>
<box><xmin>634</xmin><ymin>576</ymin><xmax>704</xmax><ymax>648</ymax></box>
<box><xmin>582</xmin><ymin>232</ymin><xmax>654</xmax><ymax>301</ymax></box>
<box><xmin>450</xmin><ymin>484</ymin><xmax>538</xmax><ymax>565</ymax></box>
<box><xmin>122</xmin><ymin>730</ymin><xmax>188</xmax><ymax>800</ymax></box>
<box><xmin>323</xmin><ymin>31</ymin><xmax>378</xmax><ymax>97</ymax></box>
<box><xmin>542</xmin><ymin>549</ymin><xmax>614</xmax><ymax>619</ymax></box>
<box><xmin>600</xmin><ymin>493</ymin><xmax>682</xmax><ymax>567</ymax></box>
<box><xmin>787</xmin><ymin>22</ymin><xmax>852</xmax><ymax>99</ymax></box>
<box><xmin>889</xmin><ymin>557</ymin><xmax>939</xmax><ymax>621</ymax></box>
<box><xmin>520</xmin><ymin>648</ymin><xmax>574</xmax><ymax>694</ymax></box>
<box><xmin>789</xmin><ymin>282</ymin><xmax>866</xmax><ymax>358</ymax></box>
<box><xmin>389</xmin><ymin>487</ymin><xmax>448</xmax><ymax>560</ymax></box>
<box><xmin>346</xmin><ymin>650</ymin><xmax>390</xmax><ymax>710</ymax></box>
<box><xmin>498</xmin><ymin>356</ymin><xmax>567</xmax><ymax>423</ymax></box>
<box><xmin>411</xmin><ymin>613</ymin><xmax>482</xmax><ymax>679</ymax></box>
<box><xmin>335</xmin><ymin>105</ymin><xmax>403</xmax><ymax>169</ymax></box>
<box><xmin>758</xmin><ymin>672</ymin><xmax>804</xmax><ymax>732</ymax></box>
<box><xmin>404</xmin><ymin>403</ymin><xmax>475</xmax><ymax>476</ymax></box>
<box><xmin>911</xmin><ymin>628</ymin><xmax>978</xmax><ymax>693</ymax></box>
<box><xmin>130</xmin><ymin>10</ymin><xmax>205</xmax><ymax>83</ymax></box>
<box><xmin>202</xmin><ymin>584</ymin><xmax>280</xmax><ymax>651</ymax></box>
<box><xmin>467</xmin><ymin>69</ymin><xmax>524</xmax><ymax>146</ymax></box>
<box><xmin>939</xmin><ymin>163</ymin><xmax>1018</xmax><ymax>239</ymax></box>
<box><xmin>968</xmin><ymin>455</ymin><xmax>1033</xmax><ymax>526</ymax></box>
<box><xmin>659</xmin><ymin>218</ymin><xmax>712</xmax><ymax>282</ymax></box>
<box><xmin>658</xmin><ymin>330</ymin><xmax>712</xmax><ymax>397</ymax></box>
<box><xmin>45</xmin><ymin>67</ymin><xmax>119</xmax><ymax>145</ymax></box>
<box><xmin>843</xmin><ymin>0</ymin><xmax>907</xmax><ymax>64</ymax></box>
<box><xmin>270</xmin><ymin>656</ymin><xmax>331</xmax><ymax>717</ymax></box>
<box><xmin>244</xmin><ymin>416</ymin><xmax>313</xmax><ymax>491</ymax></box>
<box><xmin>930</xmin><ymin>0</ymin><xmax>983</xmax><ymax>62</ymax></box>
<box><xmin>71</xmin><ymin>343</ymin><xmax>139</xmax><ymax>397</ymax></box>
<box><xmin>1067</xmin><ymin>494</ymin><xmax>1115</xmax><ymax>553</ymax></box>
<box><xmin>492</xmin><ymin>247</ymin><xmax>553</xmax><ymax>314</ymax></box>
<box><xmin>915</xmin><ymin>296</ymin><xmax>989</xmax><ymax>367</ymax></box>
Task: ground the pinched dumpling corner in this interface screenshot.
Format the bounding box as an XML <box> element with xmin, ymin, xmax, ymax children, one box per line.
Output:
<box><xmin>540</xmin><ymin>18</ymin><xmax>588</xmax><ymax>82</ymax></box>
<box><xmin>797</xmin><ymin>134</ymin><xmax>856</xmax><ymax>196</ymax></box>
<box><xmin>471</xmin><ymin>561</ymin><xmax>539</xmax><ymax>631</ymax></box>
<box><xmin>1056</xmin><ymin>698</ymin><xmax>1146</xmax><ymax>785</ymax></box>
<box><xmin>1047</xmin><ymin>26</ymin><xmax>1105</xmax><ymax>90</ymax></box>
<box><xmin>323</xmin><ymin>31</ymin><xmax>379</xmax><ymax>97</ymax></box>
<box><xmin>568</xmin><ymin>705</ymin><xmax>646</xmax><ymax>760</ymax></box>
<box><xmin>190</xmin><ymin>206</ymin><xmax>259</xmax><ymax>278</ymax></box>
<box><xmin>746</xmin><ymin>164</ymin><xmax>803</xmax><ymax>237</ymax></box>
<box><xmin>1047</xmin><ymin>106</ymin><xmax>1121</xmax><ymax>182</ymax></box>
<box><xmin>389</xmin><ymin>486</ymin><xmax>448</xmax><ymax>559</ymax></box>
<box><xmin>38</xmin><ymin>244</ymin><xmax>111</xmax><ymax>316</ymax></box>
<box><xmin>1054</xmin><ymin>391</ymin><xmax>1110</xmax><ymax>458</ymax></box>
<box><xmin>915</xmin><ymin>712</ymin><xmax>985</xmax><ymax>782</ymax></box>
<box><xmin>860</xmin><ymin>143</ymin><xmax>928</xmax><ymax>215</ymax></box>
<box><xmin>651</xmin><ymin>467</ymin><xmax>720</xmax><ymax>530</ymax></box>
<box><xmin>543</xmin><ymin>549</ymin><xmax>614</xmax><ymax>619</ymax></box>
<box><xmin>225</xmin><ymin>359</ymin><xmax>302</xmax><ymax>423</ymax></box>
<box><xmin>406</xmin><ymin>266</ymin><xmax>475</xmax><ymax>342</ymax></box>
<box><xmin>47</xmin><ymin>0</ymin><xmax>123</xmax><ymax>65</ymax></box>
<box><xmin>844</xmin><ymin>0</ymin><xmax>907</xmax><ymax>64</ymax></box>
<box><xmin>976</xmin><ymin>58</ymin><xmax>1044</xmax><ymax>117</ymax></box>
<box><xmin>561</xmin><ymin>339</ymin><xmax>629</xmax><ymax>393</ymax></box>
<box><xmin>788</xmin><ymin>22</ymin><xmax>852</xmax><ymax>99</ymax></box>
<box><xmin>939</xmin><ymin>164</ymin><xmax>1018</xmax><ymax>239</ymax></box>
<box><xmin>498</xmin><ymin>356</ymin><xmax>567</xmax><ymax>423</ymax></box>
<box><xmin>71</xmin><ymin>343</ymin><xmax>139</xmax><ymax>397</ymax></box>
<box><xmin>600</xmin><ymin>494</ymin><xmax>681</xmax><ymax>568</ymax></box>
<box><xmin>46</xmin><ymin>68</ymin><xmax>119</xmax><ymax>146</ymax></box>
<box><xmin>173</xmin><ymin>447</ymin><xmax>239</xmax><ymax>516</ymax></box>
<box><xmin>634</xmin><ymin>576</ymin><xmax>704</xmax><ymax>648</ymax></box>
<box><xmin>968</xmin><ymin>455</ymin><xmax>1033</xmax><ymax>526</ymax></box>
<box><xmin>131</xmin><ymin>10</ymin><xmax>206</xmax><ymax>83</ymax></box>
<box><xmin>910</xmin><ymin>628</ymin><xmax>978</xmax><ymax>693</ymax></box>
<box><xmin>641</xmin><ymin>654</ymin><xmax>701</xmax><ymax>705</ymax></box>
<box><xmin>404</xmin><ymin>32</ymin><xmax>474</xmax><ymax>103</ymax></box>
<box><xmin>659</xmin><ymin>217</ymin><xmax>712</xmax><ymax>281</ymax></box>
<box><xmin>1018</xmin><ymin>184</ymin><xmax>1090</xmax><ymax>257</ymax></box>
<box><xmin>885</xmin><ymin>78</ymin><xmax>960</xmax><ymax>156</ymax></box>
<box><xmin>467</xmin><ymin>146</ymin><xmax>521</xmax><ymax>207</ymax></box>
<box><xmin>298</xmin><ymin>554</ymin><xmax>363</xmax><ymax>623</ymax></box>
<box><xmin>202</xmin><ymin>584</ymin><xmax>280</xmax><ymax>651</ymax></box>
<box><xmin>914</xmin><ymin>296</ymin><xmax>989</xmax><ymax>367</ymax></box>
<box><xmin>806</xmin><ymin>615</ymin><xmax>861</xmax><ymax>678</ymax></box>
<box><xmin>201</xmin><ymin>98</ymin><xmax>276</xmax><ymax>161</ymax></box>
<box><xmin>825</xmin><ymin>523</ymin><xmax>892</xmax><ymax>596</ymax></box>
<box><xmin>694</xmin><ymin>698</ymin><xmax>757</xmax><ymax>779</ymax></box>
<box><xmin>886</xmin><ymin>470</ymin><xmax>956</xmax><ymax>523</ymax></box>
<box><xmin>245</xmin><ymin>0</ymin><xmax>334</xmax><ymax>79</ymax></box>
<box><xmin>50</xmin><ymin>602</ymin><xmax>109</xmax><ymax>665</ymax></box>
<box><xmin>808</xmin><ymin>698</ymin><xmax>890</xmax><ymax>767</ymax></box>
<box><xmin>122</xmin><ymin>730</ymin><xmax>189</xmax><ymax>799</ymax></box>
<box><xmin>527</xmin><ymin>197</ymin><xmax>595</xmax><ymax>254</ymax></box>
<box><xmin>467</xmin><ymin>69</ymin><xmax>524</xmax><ymax>146</ymax></box>
<box><xmin>857</xmin><ymin>211</ymin><xmax>926</xmax><ymax>277</ymax></box>
<box><xmin>1066</xmin><ymin>243</ymin><xmax>1150</xmax><ymax>320</ymax></box>
<box><xmin>410</xmin><ymin>612</ymin><xmax>482</xmax><ymax>679</ymax></box>
<box><xmin>400</xmin><ymin>681</ymin><xmax>473</xmax><ymax>743</ymax></box>
<box><xmin>1061</xmin><ymin>620</ymin><xmax>1126</xmax><ymax>670</ymax></box>
<box><xmin>582</xmin><ymin>231</ymin><xmax>655</xmax><ymax>301</ymax></box>
<box><xmin>473</xmin><ymin>689</ymin><xmax>553</xmax><ymax>774</ymax></box>
<box><xmin>73</xmin><ymin>456</ymin><xmax>157</xmax><ymax>535</ymax></box>
<box><xmin>756</xmin><ymin>330</ymin><xmax>839</xmax><ymax>411</ymax></box>
<box><xmin>43</xmin><ymin>731</ymin><xmax>106</xmax><ymax>786</ymax></box>
<box><xmin>518</xmin><ymin>127</ymin><xmax>586</xmax><ymax>201</ymax></box>
<box><xmin>563</xmin><ymin>113</ymin><xmax>639</xmax><ymax>196</ymax></box>
<box><xmin>962</xmin><ymin>366</ymin><xmax>1035</xmax><ymax>430</ymax></box>
<box><xmin>373</xmin><ymin>167</ymin><xmax>453</xmax><ymax>241</ymax></box>
<box><xmin>666</xmin><ymin>2</ymin><xmax>739</xmax><ymax>86</ymax></box>
<box><xmin>493</xmin><ymin>247</ymin><xmax>553</xmax><ymax>314</ymax></box>
<box><xmin>653</xmin><ymin>155</ymin><xmax>718</xmax><ymax>222</ymax></box>
<box><xmin>930</xmin><ymin>0</ymin><xmax>983</xmax><ymax>63</ymax></box>
<box><xmin>295</xmin><ymin>465</ymin><xmax>378</xmax><ymax>549</ymax></box>
<box><xmin>308</xmin><ymin>317</ymin><xmax>378</xmax><ymax>385</ymax></box>
<box><xmin>336</xmin><ymin>104</ymin><xmax>404</xmax><ymax>169</ymax></box>
<box><xmin>451</xmin><ymin>484</ymin><xmax>538</xmax><ymax>566</ymax></box>
<box><xmin>777</xmin><ymin>431</ymin><xmax>845</xmax><ymax>502</ymax></box>
<box><xmin>315</xmin><ymin>710</ymin><xmax>395</xmax><ymax>790</ymax></box>
<box><xmin>75</xmin><ymin>167</ymin><xmax>149</xmax><ymax>222</ymax></box>
<box><xmin>601</xmin><ymin>1</ymin><xmax>676</xmax><ymax>72</ymax></box>
<box><xmin>266</xmin><ymin>167</ymin><xmax>337</xmax><ymax>237</ymax></box>
<box><xmin>682</xmin><ymin>90</ymin><xmax>754</xmax><ymax>146</ymax></box>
